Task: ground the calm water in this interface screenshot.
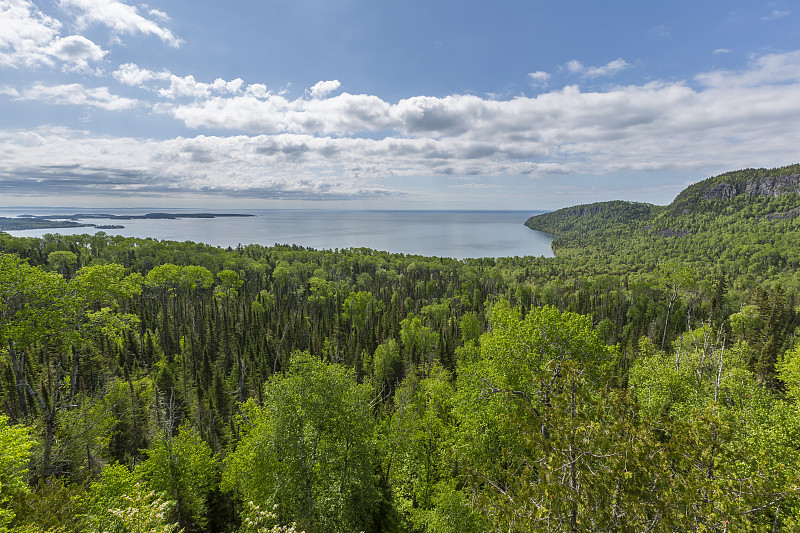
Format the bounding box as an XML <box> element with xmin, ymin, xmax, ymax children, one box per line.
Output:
<box><xmin>0</xmin><ymin>209</ymin><xmax>554</xmax><ymax>260</ymax></box>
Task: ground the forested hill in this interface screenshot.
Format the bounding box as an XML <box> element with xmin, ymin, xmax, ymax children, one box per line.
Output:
<box><xmin>525</xmin><ymin>163</ymin><xmax>800</xmax><ymax>234</ymax></box>
<box><xmin>525</xmin><ymin>163</ymin><xmax>800</xmax><ymax>288</ymax></box>
<box><xmin>668</xmin><ymin>163</ymin><xmax>800</xmax><ymax>215</ymax></box>
<box><xmin>523</xmin><ymin>199</ymin><xmax>659</xmax><ymax>235</ymax></box>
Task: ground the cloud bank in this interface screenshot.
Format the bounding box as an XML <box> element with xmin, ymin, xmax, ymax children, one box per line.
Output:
<box><xmin>1</xmin><ymin>2</ymin><xmax>799</xmax><ymax>203</ymax></box>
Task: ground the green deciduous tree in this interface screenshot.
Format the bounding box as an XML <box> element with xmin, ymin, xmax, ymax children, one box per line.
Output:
<box><xmin>0</xmin><ymin>415</ymin><xmax>34</xmax><ymax>532</ymax></box>
<box><xmin>139</xmin><ymin>424</ymin><xmax>217</xmax><ymax>532</ymax></box>
<box><xmin>224</xmin><ymin>352</ymin><xmax>379</xmax><ymax>533</ymax></box>
<box><xmin>451</xmin><ymin>302</ymin><xmax>645</xmax><ymax>532</ymax></box>
<box><xmin>83</xmin><ymin>462</ymin><xmax>180</xmax><ymax>533</ymax></box>
<box><xmin>383</xmin><ymin>365</ymin><xmax>455</xmax><ymax>530</ymax></box>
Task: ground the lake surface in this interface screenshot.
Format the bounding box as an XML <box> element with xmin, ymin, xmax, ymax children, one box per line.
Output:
<box><xmin>0</xmin><ymin>209</ymin><xmax>554</xmax><ymax>260</ymax></box>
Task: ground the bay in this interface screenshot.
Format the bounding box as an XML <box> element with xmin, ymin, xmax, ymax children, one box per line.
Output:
<box><xmin>0</xmin><ymin>209</ymin><xmax>554</xmax><ymax>260</ymax></box>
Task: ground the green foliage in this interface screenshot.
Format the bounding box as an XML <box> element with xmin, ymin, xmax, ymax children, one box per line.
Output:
<box><xmin>630</xmin><ymin>333</ymin><xmax>800</xmax><ymax>528</ymax></box>
<box><xmin>53</xmin><ymin>393</ymin><xmax>116</xmax><ymax>479</ymax></box>
<box><xmin>215</xmin><ymin>269</ymin><xmax>243</xmax><ymax>299</ymax></box>
<box><xmin>84</xmin><ymin>464</ymin><xmax>180</xmax><ymax>533</ymax></box>
<box><xmin>139</xmin><ymin>424</ymin><xmax>217</xmax><ymax>532</ymax></box>
<box><xmin>451</xmin><ymin>302</ymin><xmax>627</xmax><ymax>531</ymax></box>
<box><xmin>224</xmin><ymin>353</ymin><xmax>378</xmax><ymax>533</ymax></box>
<box><xmin>525</xmin><ymin>165</ymin><xmax>800</xmax><ymax>290</ymax></box>
<box><xmin>0</xmin><ymin>415</ymin><xmax>34</xmax><ymax>532</ymax></box>
<box><xmin>779</xmin><ymin>343</ymin><xmax>800</xmax><ymax>401</ymax></box>
<box><xmin>1</xmin><ymin>252</ymin><xmax>70</xmax><ymax>355</ymax></box>
<box><xmin>399</xmin><ymin>315</ymin><xmax>439</xmax><ymax>371</ymax></box>
<box><xmin>458</xmin><ymin>311</ymin><xmax>481</xmax><ymax>346</ymax></box>
<box><xmin>238</xmin><ymin>500</ymin><xmax>305</xmax><ymax>533</ymax></box>
<box><xmin>47</xmin><ymin>251</ymin><xmax>77</xmax><ymax>277</ymax></box>
<box><xmin>372</xmin><ymin>339</ymin><xmax>400</xmax><ymax>399</ymax></box>
<box><xmin>11</xmin><ymin>477</ymin><xmax>86</xmax><ymax>533</ymax></box>
<box><xmin>343</xmin><ymin>291</ymin><xmax>379</xmax><ymax>331</ymax></box>
<box><xmin>385</xmin><ymin>366</ymin><xmax>455</xmax><ymax>530</ymax></box>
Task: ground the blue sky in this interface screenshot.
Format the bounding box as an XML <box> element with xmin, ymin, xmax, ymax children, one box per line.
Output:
<box><xmin>1</xmin><ymin>0</ymin><xmax>798</xmax><ymax>210</ymax></box>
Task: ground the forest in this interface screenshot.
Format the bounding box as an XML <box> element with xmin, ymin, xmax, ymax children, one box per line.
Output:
<box><xmin>2</xmin><ymin>164</ymin><xmax>800</xmax><ymax>532</ymax></box>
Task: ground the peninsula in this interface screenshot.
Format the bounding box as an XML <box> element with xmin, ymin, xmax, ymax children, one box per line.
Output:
<box><xmin>0</xmin><ymin>212</ymin><xmax>254</xmax><ymax>231</ymax></box>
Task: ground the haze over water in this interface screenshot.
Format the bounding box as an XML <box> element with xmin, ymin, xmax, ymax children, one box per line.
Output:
<box><xmin>0</xmin><ymin>209</ymin><xmax>555</xmax><ymax>260</ymax></box>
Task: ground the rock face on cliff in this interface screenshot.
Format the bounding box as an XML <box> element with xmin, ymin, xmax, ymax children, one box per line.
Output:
<box><xmin>669</xmin><ymin>164</ymin><xmax>800</xmax><ymax>215</ymax></box>
<box><xmin>701</xmin><ymin>182</ymin><xmax>739</xmax><ymax>201</ymax></box>
<box><xmin>700</xmin><ymin>173</ymin><xmax>800</xmax><ymax>201</ymax></box>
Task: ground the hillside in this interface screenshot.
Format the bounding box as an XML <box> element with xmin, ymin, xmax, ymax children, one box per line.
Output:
<box><xmin>668</xmin><ymin>164</ymin><xmax>800</xmax><ymax>215</ymax></box>
<box><xmin>525</xmin><ymin>164</ymin><xmax>800</xmax><ymax>288</ymax></box>
<box><xmin>523</xmin><ymin>200</ymin><xmax>661</xmax><ymax>235</ymax></box>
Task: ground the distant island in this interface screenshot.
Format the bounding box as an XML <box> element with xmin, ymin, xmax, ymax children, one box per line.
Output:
<box><xmin>0</xmin><ymin>218</ymin><xmax>92</xmax><ymax>231</ymax></box>
<box><xmin>0</xmin><ymin>212</ymin><xmax>254</xmax><ymax>231</ymax></box>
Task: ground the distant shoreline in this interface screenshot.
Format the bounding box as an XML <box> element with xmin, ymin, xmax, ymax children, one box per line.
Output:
<box><xmin>0</xmin><ymin>212</ymin><xmax>254</xmax><ymax>231</ymax></box>
<box><xmin>18</xmin><ymin>212</ymin><xmax>255</xmax><ymax>220</ymax></box>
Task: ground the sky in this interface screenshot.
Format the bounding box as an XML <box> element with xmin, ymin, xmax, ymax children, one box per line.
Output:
<box><xmin>0</xmin><ymin>0</ymin><xmax>799</xmax><ymax>210</ymax></box>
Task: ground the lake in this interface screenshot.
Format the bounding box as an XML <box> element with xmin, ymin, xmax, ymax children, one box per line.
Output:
<box><xmin>0</xmin><ymin>209</ymin><xmax>554</xmax><ymax>260</ymax></box>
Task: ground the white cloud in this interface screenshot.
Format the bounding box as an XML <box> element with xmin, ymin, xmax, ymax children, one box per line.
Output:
<box><xmin>0</xmin><ymin>129</ymin><xmax>406</xmax><ymax>199</ymax></box>
<box><xmin>163</xmin><ymin>91</ymin><xmax>397</xmax><ymax>134</ymax></box>
<box><xmin>245</xmin><ymin>84</ymin><xmax>269</xmax><ymax>99</ymax></box>
<box><xmin>11</xmin><ymin>83</ymin><xmax>137</xmax><ymax>110</ymax></box>
<box><xmin>528</xmin><ymin>71</ymin><xmax>550</xmax><ymax>87</ymax></box>
<box><xmin>112</xmin><ymin>62</ymin><xmax>170</xmax><ymax>85</ymax></box>
<box><xmin>0</xmin><ymin>0</ymin><xmax>107</xmax><ymax>69</ymax></box>
<box><xmin>695</xmin><ymin>49</ymin><xmax>800</xmax><ymax>87</ymax></box>
<box><xmin>308</xmin><ymin>80</ymin><xmax>342</xmax><ymax>99</ymax></box>
<box><xmin>713</xmin><ymin>48</ymin><xmax>732</xmax><ymax>55</ymax></box>
<box><xmin>148</xmin><ymin>8</ymin><xmax>169</xmax><ymax>21</ymax></box>
<box><xmin>0</xmin><ymin>86</ymin><xmax>21</xmax><ymax>97</ymax></box>
<box><xmin>565</xmin><ymin>60</ymin><xmax>583</xmax><ymax>74</ymax></box>
<box><xmin>59</xmin><ymin>0</ymin><xmax>182</xmax><ymax>47</ymax></box>
<box><xmin>139</xmin><ymin>51</ymin><xmax>800</xmax><ymax>180</ymax></box>
<box><xmin>159</xmin><ymin>74</ymin><xmax>245</xmax><ymax>99</ymax></box>
<box><xmin>0</xmin><ymin>0</ymin><xmax>60</xmax><ymax>67</ymax></box>
<box><xmin>46</xmin><ymin>35</ymin><xmax>106</xmax><ymax>70</ymax></box>
<box><xmin>566</xmin><ymin>58</ymin><xmax>630</xmax><ymax>78</ymax></box>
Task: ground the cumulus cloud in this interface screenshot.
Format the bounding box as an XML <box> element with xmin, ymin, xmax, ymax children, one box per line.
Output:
<box><xmin>528</xmin><ymin>71</ymin><xmax>550</xmax><ymax>87</ymax></box>
<box><xmin>112</xmin><ymin>62</ymin><xmax>170</xmax><ymax>86</ymax></box>
<box><xmin>308</xmin><ymin>80</ymin><xmax>341</xmax><ymax>99</ymax></box>
<box><xmin>59</xmin><ymin>0</ymin><xmax>182</xmax><ymax>47</ymax></box>
<box><xmin>10</xmin><ymin>83</ymin><xmax>137</xmax><ymax>110</ymax></box>
<box><xmin>159</xmin><ymin>74</ymin><xmax>245</xmax><ymax>99</ymax></box>
<box><xmin>695</xmin><ymin>49</ymin><xmax>800</xmax><ymax>87</ymax></box>
<box><xmin>566</xmin><ymin>58</ymin><xmax>630</xmax><ymax>78</ymax></box>
<box><xmin>0</xmin><ymin>0</ymin><xmax>107</xmax><ymax>69</ymax></box>
<box><xmin>162</xmin><ymin>91</ymin><xmax>396</xmax><ymax>134</ymax></box>
<box><xmin>134</xmin><ymin>51</ymin><xmax>800</xmax><ymax>180</ymax></box>
<box><xmin>46</xmin><ymin>35</ymin><xmax>106</xmax><ymax>69</ymax></box>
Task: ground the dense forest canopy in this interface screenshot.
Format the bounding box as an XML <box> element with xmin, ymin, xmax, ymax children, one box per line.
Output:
<box><xmin>1</xmin><ymin>164</ymin><xmax>800</xmax><ymax>532</ymax></box>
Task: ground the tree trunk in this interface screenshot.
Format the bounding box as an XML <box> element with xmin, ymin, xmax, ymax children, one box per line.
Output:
<box><xmin>8</xmin><ymin>340</ymin><xmax>28</xmax><ymax>417</ymax></box>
